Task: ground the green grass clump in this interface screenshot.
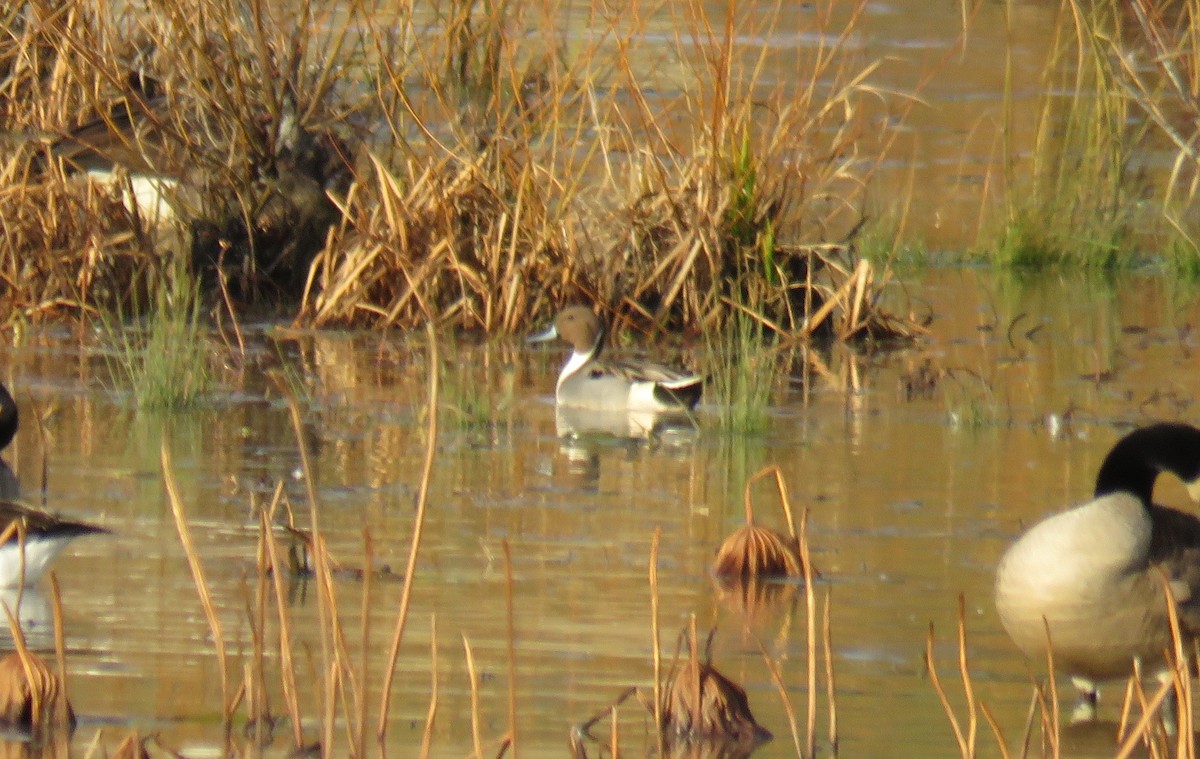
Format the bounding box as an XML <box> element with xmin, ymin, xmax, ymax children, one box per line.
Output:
<box><xmin>993</xmin><ymin>211</ymin><xmax>1125</xmax><ymax>272</ymax></box>
<box><xmin>106</xmin><ymin>266</ymin><xmax>210</xmax><ymax>411</ymax></box>
<box><xmin>437</xmin><ymin>338</ymin><xmax>514</xmax><ymax>439</ymax></box>
<box><xmin>703</xmin><ymin>307</ymin><xmax>775</xmax><ymax>435</ymax></box>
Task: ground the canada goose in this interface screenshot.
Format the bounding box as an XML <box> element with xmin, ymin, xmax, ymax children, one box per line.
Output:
<box><xmin>0</xmin><ymin>383</ymin><xmax>15</xmax><ymax>453</ymax></box>
<box><xmin>0</xmin><ymin>383</ymin><xmax>18</xmax><ymax>500</ymax></box>
<box><xmin>528</xmin><ymin>306</ymin><xmax>702</xmax><ymax>412</ymax></box>
<box><xmin>995</xmin><ymin>422</ymin><xmax>1200</xmax><ymax>718</ymax></box>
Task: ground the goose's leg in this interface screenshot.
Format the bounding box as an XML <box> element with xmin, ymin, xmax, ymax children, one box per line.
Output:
<box><xmin>1155</xmin><ymin>670</ymin><xmax>1178</xmax><ymax>737</ymax></box>
<box><xmin>1069</xmin><ymin>676</ymin><xmax>1099</xmax><ymax>723</ymax></box>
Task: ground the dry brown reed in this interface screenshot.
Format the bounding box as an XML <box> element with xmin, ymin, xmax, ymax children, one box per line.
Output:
<box><xmin>301</xmin><ymin>0</ymin><xmax>915</xmax><ymax>339</ymax></box>
<box><xmin>711</xmin><ymin>465</ymin><xmax>806</xmax><ymax>580</ymax></box>
<box><xmin>659</xmin><ymin>618</ymin><xmax>768</xmax><ymax>745</ymax></box>
<box><xmin>0</xmin><ymin>591</ymin><xmax>72</xmax><ymax>733</ymax></box>
<box><xmin>1110</xmin><ymin>0</ymin><xmax>1200</xmax><ymax>264</ymax></box>
<box><xmin>0</xmin><ymin>0</ymin><xmax>914</xmax><ymax>340</ymax></box>
<box><xmin>1</xmin><ymin>0</ymin><xmax>363</xmax><ymax>315</ymax></box>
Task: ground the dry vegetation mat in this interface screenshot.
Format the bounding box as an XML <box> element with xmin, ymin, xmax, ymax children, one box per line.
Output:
<box><xmin>0</xmin><ymin>0</ymin><xmax>915</xmax><ymax>342</ymax></box>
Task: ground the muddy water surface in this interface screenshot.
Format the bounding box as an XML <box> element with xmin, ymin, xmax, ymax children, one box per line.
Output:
<box><xmin>0</xmin><ymin>269</ymin><xmax>1196</xmax><ymax>758</ymax></box>
<box><xmin>2</xmin><ymin>0</ymin><xmax>1195</xmax><ymax>755</ymax></box>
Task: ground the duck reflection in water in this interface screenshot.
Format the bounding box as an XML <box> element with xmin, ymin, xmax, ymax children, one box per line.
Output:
<box><xmin>554</xmin><ymin>406</ymin><xmax>698</xmax><ymax>489</ymax></box>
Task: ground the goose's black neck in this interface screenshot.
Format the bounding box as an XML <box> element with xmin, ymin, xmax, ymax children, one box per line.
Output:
<box><xmin>1093</xmin><ymin>422</ymin><xmax>1200</xmax><ymax>504</ymax></box>
<box><xmin>0</xmin><ymin>384</ymin><xmax>15</xmax><ymax>452</ymax></box>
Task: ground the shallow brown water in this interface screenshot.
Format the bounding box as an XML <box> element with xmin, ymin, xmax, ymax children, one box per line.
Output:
<box><xmin>0</xmin><ymin>268</ymin><xmax>1197</xmax><ymax>757</ymax></box>
<box><xmin>0</xmin><ymin>1</ymin><xmax>1195</xmax><ymax>756</ymax></box>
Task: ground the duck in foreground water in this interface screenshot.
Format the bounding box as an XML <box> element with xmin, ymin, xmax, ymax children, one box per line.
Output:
<box><xmin>994</xmin><ymin>422</ymin><xmax>1200</xmax><ymax>720</ymax></box>
<box><xmin>0</xmin><ymin>501</ymin><xmax>107</xmax><ymax>588</ymax></box>
<box><xmin>0</xmin><ymin>383</ymin><xmax>105</xmax><ymax>586</ymax></box>
<box><xmin>528</xmin><ymin>306</ymin><xmax>703</xmax><ymax>412</ymax></box>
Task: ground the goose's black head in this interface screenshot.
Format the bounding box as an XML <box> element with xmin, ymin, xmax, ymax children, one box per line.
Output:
<box><xmin>0</xmin><ymin>384</ymin><xmax>15</xmax><ymax>452</ymax></box>
<box><xmin>1093</xmin><ymin>422</ymin><xmax>1200</xmax><ymax>505</ymax></box>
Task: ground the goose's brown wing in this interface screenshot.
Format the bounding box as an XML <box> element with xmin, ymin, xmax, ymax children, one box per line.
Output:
<box><xmin>0</xmin><ymin>501</ymin><xmax>107</xmax><ymax>540</ymax></box>
<box><xmin>1148</xmin><ymin>503</ymin><xmax>1200</xmax><ymax>634</ymax></box>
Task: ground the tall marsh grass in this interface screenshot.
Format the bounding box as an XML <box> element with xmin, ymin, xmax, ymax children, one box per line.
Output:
<box><xmin>704</xmin><ymin>308</ymin><xmax>776</xmax><ymax>435</ymax></box>
<box><xmin>993</xmin><ymin>0</ymin><xmax>1147</xmax><ymax>270</ymax></box>
<box><xmin>1111</xmin><ymin>0</ymin><xmax>1200</xmax><ymax>274</ymax></box>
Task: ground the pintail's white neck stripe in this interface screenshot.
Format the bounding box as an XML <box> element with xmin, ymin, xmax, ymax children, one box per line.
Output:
<box><xmin>557</xmin><ymin>330</ymin><xmax>602</xmax><ymax>392</ymax></box>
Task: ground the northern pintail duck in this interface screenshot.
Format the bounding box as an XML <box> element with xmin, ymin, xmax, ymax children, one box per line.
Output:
<box><xmin>528</xmin><ymin>306</ymin><xmax>703</xmax><ymax>412</ymax></box>
<box><xmin>995</xmin><ymin>422</ymin><xmax>1200</xmax><ymax>718</ymax></box>
<box><xmin>49</xmin><ymin>76</ymin><xmax>184</xmax><ymax>224</ymax></box>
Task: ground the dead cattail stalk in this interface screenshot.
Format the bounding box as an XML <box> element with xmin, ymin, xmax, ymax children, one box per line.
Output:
<box><xmin>161</xmin><ymin>438</ymin><xmax>231</xmax><ymax>725</ymax></box>
<box><xmin>357</xmin><ymin>530</ymin><xmax>373</xmax><ymax>759</ymax></box>
<box><xmin>260</xmin><ymin>509</ymin><xmax>305</xmax><ymax>750</ymax></box>
<box><xmin>754</xmin><ymin>636</ymin><xmax>802</xmax><ymax>757</ymax></box>
<box><xmin>801</xmin><ymin>505</ymin><xmax>816</xmax><ymax>759</ymax></box>
<box><xmin>649</xmin><ymin>527</ymin><xmax>663</xmax><ymax>753</ymax></box>
<box><xmin>247</xmin><ymin>518</ymin><xmax>271</xmax><ymax>740</ymax></box>
<box><xmin>464</xmin><ymin>634</ymin><xmax>484</xmax><ymax>759</ymax></box>
<box><xmin>376</xmin><ymin>322</ymin><xmax>439</xmax><ymax>744</ymax></box>
<box><xmin>1114</xmin><ymin>680</ymin><xmax>1174</xmax><ymax>759</ymax></box>
<box><xmin>503</xmin><ymin>539</ymin><xmax>519</xmax><ymax>759</ymax></box>
<box><xmin>925</xmin><ymin>621</ymin><xmax>970</xmax><ymax>758</ymax></box>
<box><xmin>1040</xmin><ymin>619</ymin><xmax>1060</xmax><ymax>759</ymax></box>
<box><xmin>955</xmin><ymin>595</ymin><xmax>979</xmax><ymax>752</ymax></box>
<box><xmin>1158</xmin><ymin>570</ymin><xmax>1195</xmax><ymax>758</ymax></box>
<box><xmin>48</xmin><ymin>573</ymin><xmax>70</xmax><ymax>731</ymax></box>
<box><xmin>978</xmin><ymin>703</ymin><xmax>1011</xmax><ymax>759</ymax></box>
<box><xmin>821</xmin><ymin>588</ymin><xmax>837</xmax><ymax>754</ymax></box>
<box><xmin>418</xmin><ymin>616</ymin><xmax>438</xmax><ymax>759</ymax></box>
